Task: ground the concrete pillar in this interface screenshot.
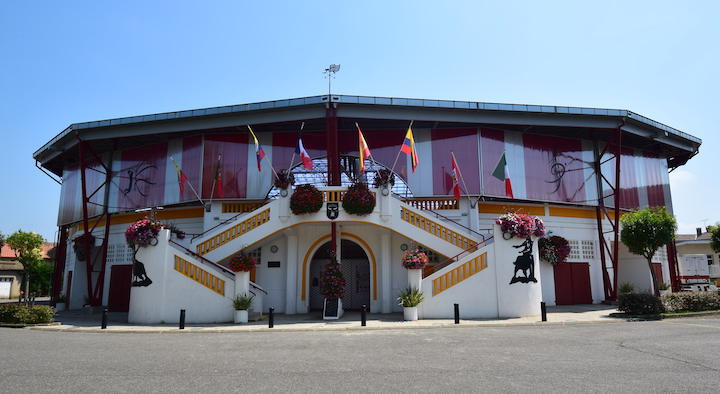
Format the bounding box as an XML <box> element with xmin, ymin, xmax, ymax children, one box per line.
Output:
<box><xmin>380</xmin><ymin>186</ymin><xmax>392</xmax><ymax>221</ymax></box>
<box><xmin>381</xmin><ymin>232</ymin><xmax>392</xmax><ymax>313</ymax></box>
<box><xmin>407</xmin><ymin>268</ymin><xmax>422</xmax><ymax>291</ymax></box>
<box><xmin>285</xmin><ymin>233</ymin><xmax>298</xmax><ymax>314</ymax></box>
<box><xmin>235</xmin><ymin>271</ymin><xmax>250</xmax><ymax>297</ymax></box>
<box><xmin>469</xmin><ymin>199</ymin><xmax>480</xmax><ymax>233</ymax></box>
<box><xmin>493</xmin><ymin>224</ymin><xmax>542</xmax><ymax>318</ymax></box>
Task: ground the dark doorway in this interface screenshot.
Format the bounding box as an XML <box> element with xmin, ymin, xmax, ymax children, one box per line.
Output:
<box><xmin>553</xmin><ymin>262</ymin><xmax>592</xmax><ymax>305</ymax></box>
<box><xmin>309</xmin><ymin>239</ymin><xmax>371</xmax><ymax>311</ymax></box>
<box><xmin>108</xmin><ymin>264</ymin><xmax>133</xmax><ymax>312</ymax></box>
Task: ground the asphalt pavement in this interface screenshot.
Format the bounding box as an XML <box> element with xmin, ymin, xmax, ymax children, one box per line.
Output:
<box><xmin>1</xmin><ymin>317</ymin><xmax>719</xmax><ymax>393</ymax></box>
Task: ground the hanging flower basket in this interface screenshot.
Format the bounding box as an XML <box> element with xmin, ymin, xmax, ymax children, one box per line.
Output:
<box><xmin>342</xmin><ymin>182</ymin><xmax>376</xmax><ymax>215</ymax></box>
<box><xmin>372</xmin><ymin>169</ymin><xmax>395</xmax><ymax>189</ymax></box>
<box><xmin>290</xmin><ymin>184</ymin><xmax>324</xmax><ymax>214</ymax></box>
<box><xmin>539</xmin><ymin>236</ymin><xmax>571</xmax><ymax>265</ymax></box>
<box><xmin>229</xmin><ymin>254</ymin><xmax>256</xmax><ymax>272</ymax></box>
<box><xmin>273</xmin><ymin>169</ymin><xmax>295</xmax><ymax>190</ymax></box>
<box><xmin>495</xmin><ymin>212</ymin><xmax>546</xmax><ymax>240</ymax></box>
<box><xmin>320</xmin><ymin>261</ymin><xmax>346</xmax><ymax>299</ymax></box>
<box><xmin>401</xmin><ymin>249</ymin><xmax>429</xmax><ymax>269</ymax></box>
<box><xmin>125</xmin><ymin>217</ymin><xmax>163</xmax><ymax>248</ymax></box>
<box><xmin>72</xmin><ymin>233</ymin><xmax>96</xmax><ymax>261</ymax></box>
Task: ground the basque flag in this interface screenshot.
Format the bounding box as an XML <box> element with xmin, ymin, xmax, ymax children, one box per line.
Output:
<box><xmin>296</xmin><ymin>134</ymin><xmax>313</xmax><ymax>170</ymax></box>
<box><xmin>356</xmin><ymin>123</ymin><xmax>371</xmax><ymax>174</ymax></box>
<box><xmin>400</xmin><ymin>125</ymin><xmax>419</xmax><ymax>173</ymax></box>
<box><xmin>248</xmin><ymin>125</ymin><xmax>266</xmax><ymax>172</ymax></box>
<box><xmin>450</xmin><ymin>153</ymin><xmax>462</xmax><ymax>201</ymax></box>
<box><xmin>492</xmin><ymin>152</ymin><xmax>514</xmax><ymax>198</ymax></box>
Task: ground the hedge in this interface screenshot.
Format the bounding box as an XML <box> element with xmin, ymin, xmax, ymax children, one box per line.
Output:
<box><xmin>617</xmin><ymin>293</ymin><xmax>664</xmax><ymax>315</ymax></box>
<box><xmin>662</xmin><ymin>292</ymin><xmax>720</xmax><ymax>313</ymax></box>
<box><xmin>0</xmin><ymin>304</ymin><xmax>55</xmax><ymax>324</ymax></box>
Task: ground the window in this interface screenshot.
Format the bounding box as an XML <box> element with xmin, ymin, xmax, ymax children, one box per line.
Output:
<box><xmin>568</xmin><ymin>240</ymin><xmax>581</xmax><ymax>261</ymax></box>
<box><xmin>581</xmin><ymin>240</ymin><xmax>595</xmax><ymax>260</ymax></box>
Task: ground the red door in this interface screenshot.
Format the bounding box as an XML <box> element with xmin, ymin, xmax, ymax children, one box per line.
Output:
<box><xmin>651</xmin><ymin>263</ymin><xmax>664</xmax><ymax>286</ymax></box>
<box><xmin>108</xmin><ymin>265</ymin><xmax>133</xmax><ymax>312</ymax></box>
<box><xmin>553</xmin><ymin>262</ymin><xmax>592</xmax><ymax>305</ymax></box>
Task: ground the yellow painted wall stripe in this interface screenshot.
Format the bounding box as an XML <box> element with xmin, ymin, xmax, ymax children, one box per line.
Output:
<box><xmin>173</xmin><ymin>255</ymin><xmax>225</xmax><ymax>296</ymax></box>
<box><xmin>196</xmin><ymin>208</ymin><xmax>271</xmax><ymax>255</ymax></box>
<box><xmin>432</xmin><ymin>253</ymin><xmax>488</xmax><ymax>296</ymax></box>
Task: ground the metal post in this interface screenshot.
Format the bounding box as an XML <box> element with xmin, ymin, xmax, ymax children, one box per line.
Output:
<box><xmin>268</xmin><ymin>307</ymin><xmax>274</xmax><ymax>328</ymax></box>
<box><xmin>101</xmin><ymin>308</ymin><xmax>108</xmax><ymax>329</ymax></box>
<box><xmin>540</xmin><ymin>302</ymin><xmax>547</xmax><ymax>322</ymax></box>
<box><xmin>454</xmin><ymin>303</ymin><xmax>460</xmax><ymax>324</ymax></box>
<box><xmin>361</xmin><ymin>305</ymin><xmax>367</xmax><ymax>327</ymax></box>
<box><xmin>179</xmin><ymin>309</ymin><xmax>186</xmax><ymax>330</ymax></box>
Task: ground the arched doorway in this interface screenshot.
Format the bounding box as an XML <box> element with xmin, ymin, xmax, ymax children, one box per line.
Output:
<box><xmin>309</xmin><ymin>239</ymin><xmax>371</xmax><ymax>312</ymax></box>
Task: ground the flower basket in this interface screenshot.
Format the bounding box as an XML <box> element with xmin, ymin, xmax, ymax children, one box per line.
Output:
<box><xmin>342</xmin><ymin>182</ymin><xmax>376</xmax><ymax>215</ymax></box>
<box><xmin>72</xmin><ymin>233</ymin><xmax>96</xmax><ymax>261</ymax></box>
<box><xmin>229</xmin><ymin>254</ymin><xmax>256</xmax><ymax>272</ymax></box>
<box><xmin>290</xmin><ymin>184</ymin><xmax>324</xmax><ymax>214</ymax></box>
<box><xmin>372</xmin><ymin>169</ymin><xmax>395</xmax><ymax>189</ymax></box>
<box><xmin>401</xmin><ymin>249</ymin><xmax>429</xmax><ymax>269</ymax></box>
<box><xmin>495</xmin><ymin>212</ymin><xmax>545</xmax><ymax>240</ymax></box>
<box><xmin>320</xmin><ymin>261</ymin><xmax>346</xmax><ymax>299</ymax></box>
<box><xmin>539</xmin><ymin>236</ymin><xmax>571</xmax><ymax>265</ymax></box>
<box><xmin>273</xmin><ymin>169</ymin><xmax>295</xmax><ymax>190</ymax></box>
<box><xmin>125</xmin><ymin>217</ymin><xmax>163</xmax><ymax>248</ymax></box>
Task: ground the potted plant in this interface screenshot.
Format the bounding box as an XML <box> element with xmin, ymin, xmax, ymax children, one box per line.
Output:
<box><xmin>539</xmin><ymin>235</ymin><xmax>571</xmax><ymax>265</ymax></box>
<box><xmin>373</xmin><ymin>169</ymin><xmax>395</xmax><ymax>196</ymax></box>
<box><xmin>290</xmin><ymin>184</ymin><xmax>324</xmax><ymax>215</ymax></box>
<box><xmin>233</xmin><ymin>294</ymin><xmax>254</xmax><ymax>323</ymax></box>
<box><xmin>320</xmin><ymin>253</ymin><xmax>346</xmax><ymax>319</ymax></box>
<box><xmin>401</xmin><ymin>249</ymin><xmax>429</xmax><ymax>270</ymax></box>
<box><xmin>397</xmin><ymin>287</ymin><xmax>424</xmax><ymax>321</ymax></box>
<box><xmin>54</xmin><ymin>294</ymin><xmax>66</xmax><ymax>312</ymax></box>
<box><xmin>229</xmin><ymin>254</ymin><xmax>256</xmax><ymax>273</ymax></box>
<box><xmin>496</xmin><ymin>212</ymin><xmax>545</xmax><ymax>240</ymax></box>
<box><xmin>274</xmin><ymin>169</ymin><xmax>295</xmax><ymax>197</ymax></box>
<box><xmin>72</xmin><ymin>232</ymin><xmax>96</xmax><ymax>261</ymax></box>
<box><xmin>342</xmin><ymin>182</ymin><xmax>376</xmax><ymax>215</ymax></box>
<box><xmin>658</xmin><ymin>282</ymin><xmax>671</xmax><ymax>296</ymax></box>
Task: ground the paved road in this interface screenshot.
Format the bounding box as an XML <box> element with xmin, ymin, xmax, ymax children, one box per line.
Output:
<box><xmin>1</xmin><ymin>318</ymin><xmax>719</xmax><ymax>393</ymax></box>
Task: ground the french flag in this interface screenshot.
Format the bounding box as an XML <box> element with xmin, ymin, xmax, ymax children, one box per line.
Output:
<box><xmin>295</xmin><ymin>135</ymin><xmax>313</xmax><ymax>170</ymax></box>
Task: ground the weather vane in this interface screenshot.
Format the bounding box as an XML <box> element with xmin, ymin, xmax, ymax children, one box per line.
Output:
<box><xmin>324</xmin><ymin>64</ymin><xmax>341</xmax><ymax>102</ymax></box>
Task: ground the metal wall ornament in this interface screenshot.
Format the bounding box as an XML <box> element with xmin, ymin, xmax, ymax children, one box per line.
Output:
<box><xmin>326</xmin><ymin>202</ymin><xmax>339</xmax><ymax>220</ymax></box>
<box><xmin>509</xmin><ymin>237</ymin><xmax>537</xmax><ymax>285</ymax></box>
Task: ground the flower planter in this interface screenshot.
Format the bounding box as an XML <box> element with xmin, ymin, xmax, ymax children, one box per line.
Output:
<box><xmin>234</xmin><ymin>310</ymin><xmax>248</xmax><ymax>323</ymax></box>
<box><xmin>403</xmin><ymin>306</ymin><xmax>418</xmax><ymax>321</ymax></box>
<box><xmin>55</xmin><ymin>303</ymin><xmax>66</xmax><ymax>312</ymax></box>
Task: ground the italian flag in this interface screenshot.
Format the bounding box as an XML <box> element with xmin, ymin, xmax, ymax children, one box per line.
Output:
<box><xmin>492</xmin><ymin>152</ymin><xmax>514</xmax><ymax>198</ymax></box>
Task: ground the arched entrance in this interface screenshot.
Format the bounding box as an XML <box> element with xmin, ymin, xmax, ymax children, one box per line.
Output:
<box><xmin>309</xmin><ymin>239</ymin><xmax>371</xmax><ymax>312</ymax></box>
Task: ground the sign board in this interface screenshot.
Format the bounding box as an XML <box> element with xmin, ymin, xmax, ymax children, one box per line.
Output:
<box><xmin>323</xmin><ymin>298</ymin><xmax>343</xmax><ymax>320</ymax></box>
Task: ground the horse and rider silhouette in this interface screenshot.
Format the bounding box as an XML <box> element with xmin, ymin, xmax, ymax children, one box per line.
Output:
<box><xmin>131</xmin><ymin>247</ymin><xmax>152</xmax><ymax>287</ymax></box>
<box><xmin>510</xmin><ymin>237</ymin><xmax>537</xmax><ymax>284</ymax></box>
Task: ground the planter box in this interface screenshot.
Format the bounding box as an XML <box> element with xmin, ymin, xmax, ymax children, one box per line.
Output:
<box><xmin>403</xmin><ymin>306</ymin><xmax>418</xmax><ymax>321</ymax></box>
<box><xmin>234</xmin><ymin>310</ymin><xmax>248</xmax><ymax>324</ymax></box>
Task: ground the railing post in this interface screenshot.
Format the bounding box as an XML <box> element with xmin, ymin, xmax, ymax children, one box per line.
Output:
<box><xmin>540</xmin><ymin>302</ymin><xmax>547</xmax><ymax>322</ymax></box>
<box><xmin>454</xmin><ymin>303</ymin><xmax>460</xmax><ymax>324</ymax></box>
<box><xmin>101</xmin><ymin>308</ymin><xmax>108</xmax><ymax>329</ymax></box>
<box><xmin>361</xmin><ymin>305</ymin><xmax>367</xmax><ymax>327</ymax></box>
<box><xmin>268</xmin><ymin>307</ymin><xmax>274</xmax><ymax>328</ymax></box>
<box><xmin>179</xmin><ymin>309</ymin><xmax>186</xmax><ymax>330</ymax></box>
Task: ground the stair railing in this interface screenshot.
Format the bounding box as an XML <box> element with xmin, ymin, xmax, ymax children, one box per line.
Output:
<box><xmin>399</xmin><ymin>196</ymin><xmax>489</xmax><ymax>242</ymax></box>
<box><xmin>423</xmin><ymin>236</ymin><xmax>494</xmax><ymax>277</ymax></box>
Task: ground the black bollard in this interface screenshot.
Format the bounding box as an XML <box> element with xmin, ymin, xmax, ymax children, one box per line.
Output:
<box><xmin>361</xmin><ymin>305</ymin><xmax>367</xmax><ymax>327</ymax></box>
<box><xmin>540</xmin><ymin>301</ymin><xmax>547</xmax><ymax>322</ymax></box>
<box><xmin>179</xmin><ymin>309</ymin><xmax>186</xmax><ymax>330</ymax></box>
<box><xmin>268</xmin><ymin>307</ymin><xmax>274</xmax><ymax>328</ymax></box>
<box><xmin>101</xmin><ymin>308</ymin><xmax>108</xmax><ymax>329</ymax></box>
<box><xmin>454</xmin><ymin>303</ymin><xmax>460</xmax><ymax>324</ymax></box>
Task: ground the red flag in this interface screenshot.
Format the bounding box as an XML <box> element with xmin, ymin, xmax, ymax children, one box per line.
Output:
<box><xmin>451</xmin><ymin>153</ymin><xmax>462</xmax><ymax>201</ymax></box>
<box><xmin>172</xmin><ymin>160</ymin><xmax>188</xmax><ymax>195</ymax></box>
<box><xmin>357</xmin><ymin>123</ymin><xmax>371</xmax><ymax>174</ymax></box>
<box><xmin>295</xmin><ymin>135</ymin><xmax>313</xmax><ymax>170</ymax></box>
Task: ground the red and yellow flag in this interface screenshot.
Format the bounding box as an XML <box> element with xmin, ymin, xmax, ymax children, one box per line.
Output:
<box><xmin>357</xmin><ymin>123</ymin><xmax>371</xmax><ymax>174</ymax></box>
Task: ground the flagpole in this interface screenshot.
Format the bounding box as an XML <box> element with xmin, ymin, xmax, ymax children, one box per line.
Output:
<box><xmin>288</xmin><ymin>121</ymin><xmax>304</xmax><ymax>170</ymax></box>
<box><xmin>208</xmin><ymin>154</ymin><xmax>220</xmax><ymax>205</ymax></box>
<box><xmin>170</xmin><ymin>156</ymin><xmax>204</xmax><ymax>205</ymax></box>
<box><xmin>390</xmin><ymin>120</ymin><xmax>413</xmax><ymax>174</ymax></box>
<box><xmin>451</xmin><ymin>151</ymin><xmax>472</xmax><ymax>199</ymax></box>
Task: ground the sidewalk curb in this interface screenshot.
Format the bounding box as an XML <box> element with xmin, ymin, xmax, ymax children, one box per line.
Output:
<box><xmin>25</xmin><ymin>318</ymin><xmax>623</xmax><ymax>334</ymax></box>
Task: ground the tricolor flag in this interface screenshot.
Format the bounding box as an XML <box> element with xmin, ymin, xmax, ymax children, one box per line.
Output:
<box><xmin>214</xmin><ymin>155</ymin><xmax>224</xmax><ymax>198</ymax></box>
<box><xmin>450</xmin><ymin>153</ymin><xmax>462</xmax><ymax>201</ymax></box>
<box><xmin>295</xmin><ymin>134</ymin><xmax>313</xmax><ymax>170</ymax></box>
<box><xmin>492</xmin><ymin>152</ymin><xmax>514</xmax><ymax>198</ymax></box>
<box><xmin>248</xmin><ymin>126</ymin><xmax>266</xmax><ymax>172</ymax></box>
<box><xmin>400</xmin><ymin>125</ymin><xmax>419</xmax><ymax>173</ymax></box>
<box><xmin>356</xmin><ymin>123</ymin><xmax>371</xmax><ymax>174</ymax></box>
<box><xmin>171</xmin><ymin>160</ymin><xmax>188</xmax><ymax>195</ymax></box>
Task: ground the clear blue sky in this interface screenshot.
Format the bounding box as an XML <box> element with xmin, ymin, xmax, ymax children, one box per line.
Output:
<box><xmin>1</xmin><ymin>1</ymin><xmax>718</xmax><ymax>241</ymax></box>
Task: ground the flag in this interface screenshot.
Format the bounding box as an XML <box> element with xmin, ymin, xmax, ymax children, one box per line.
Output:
<box><xmin>450</xmin><ymin>153</ymin><xmax>462</xmax><ymax>201</ymax></box>
<box><xmin>357</xmin><ymin>123</ymin><xmax>371</xmax><ymax>174</ymax></box>
<box><xmin>400</xmin><ymin>125</ymin><xmax>419</xmax><ymax>173</ymax></box>
<box><xmin>248</xmin><ymin>126</ymin><xmax>266</xmax><ymax>172</ymax></box>
<box><xmin>492</xmin><ymin>152</ymin><xmax>514</xmax><ymax>198</ymax></box>
<box><xmin>171</xmin><ymin>160</ymin><xmax>188</xmax><ymax>195</ymax></box>
<box><xmin>295</xmin><ymin>134</ymin><xmax>313</xmax><ymax>170</ymax></box>
<box><xmin>214</xmin><ymin>155</ymin><xmax>224</xmax><ymax>198</ymax></box>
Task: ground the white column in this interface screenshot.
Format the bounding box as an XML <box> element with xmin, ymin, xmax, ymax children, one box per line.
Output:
<box><xmin>493</xmin><ymin>224</ymin><xmax>543</xmax><ymax>318</ymax></box>
<box><xmin>469</xmin><ymin>199</ymin><xmax>480</xmax><ymax>233</ymax></box>
<box><xmin>285</xmin><ymin>233</ymin><xmax>298</xmax><ymax>314</ymax></box>
<box><xmin>235</xmin><ymin>271</ymin><xmax>250</xmax><ymax>297</ymax></box>
<box><xmin>407</xmin><ymin>269</ymin><xmax>422</xmax><ymax>290</ymax></box>
<box><xmin>380</xmin><ymin>187</ymin><xmax>392</xmax><ymax>221</ymax></box>
<box><xmin>381</xmin><ymin>232</ymin><xmax>392</xmax><ymax>313</ymax></box>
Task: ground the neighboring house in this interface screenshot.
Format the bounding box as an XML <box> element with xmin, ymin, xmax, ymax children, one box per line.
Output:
<box><xmin>0</xmin><ymin>243</ymin><xmax>56</xmax><ymax>299</ymax></box>
<box><xmin>676</xmin><ymin>228</ymin><xmax>720</xmax><ymax>286</ymax></box>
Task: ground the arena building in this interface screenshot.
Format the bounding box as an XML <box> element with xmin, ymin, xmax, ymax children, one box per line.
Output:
<box><xmin>33</xmin><ymin>94</ymin><xmax>701</xmax><ymax>322</ymax></box>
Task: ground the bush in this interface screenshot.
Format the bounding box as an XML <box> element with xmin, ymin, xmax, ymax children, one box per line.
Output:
<box><xmin>0</xmin><ymin>304</ymin><xmax>55</xmax><ymax>324</ymax></box>
<box><xmin>233</xmin><ymin>294</ymin><xmax>254</xmax><ymax>311</ymax></box>
<box><xmin>342</xmin><ymin>182</ymin><xmax>376</xmax><ymax>215</ymax></box>
<box><xmin>290</xmin><ymin>184</ymin><xmax>324</xmax><ymax>215</ymax></box>
<box><xmin>617</xmin><ymin>293</ymin><xmax>664</xmax><ymax>315</ymax></box>
<box><xmin>662</xmin><ymin>292</ymin><xmax>720</xmax><ymax>313</ymax></box>
<box><xmin>397</xmin><ymin>287</ymin><xmax>424</xmax><ymax>307</ymax></box>
<box><xmin>618</xmin><ymin>282</ymin><xmax>635</xmax><ymax>295</ymax></box>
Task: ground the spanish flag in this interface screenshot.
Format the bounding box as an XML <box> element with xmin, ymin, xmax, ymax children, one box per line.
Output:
<box><xmin>400</xmin><ymin>125</ymin><xmax>419</xmax><ymax>173</ymax></box>
<box><xmin>248</xmin><ymin>125</ymin><xmax>266</xmax><ymax>172</ymax></box>
<box><xmin>356</xmin><ymin>123</ymin><xmax>371</xmax><ymax>174</ymax></box>
<box><xmin>171</xmin><ymin>159</ymin><xmax>188</xmax><ymax>195</ymax></box>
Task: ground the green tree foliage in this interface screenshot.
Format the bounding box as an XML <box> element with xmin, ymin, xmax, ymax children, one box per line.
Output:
<box><xmin>0</xmin><ymin>231</ymin><xmax>5</xmax><ymax>249</ymax></box>
<box><xmin>6</xmin><ymin>231</ymin><xmax>45</xmax><ymax>298</ymax></box>
<box><xmin>620</xmin><ymin>207</ymin><xmax>677</xmax><ymax>297</ymax></box>
<box><xmin>708</xmin><ymin>224</ymin><xmax>720</xmax><ymax>254</ymax></box>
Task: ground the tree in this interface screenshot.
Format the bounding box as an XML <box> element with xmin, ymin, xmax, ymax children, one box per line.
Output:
<box><xmin>0</xmin><ymin>231</ymin><xmax>5</xmax><ymax>248</ymax></box>
<box><xmin>708</xmin><ymin>224</ymin><xmax>720</xmax><ymax>254</ymax></box>
<box><xmin>620</xmin><ymin>207</ymin><xmax>677</xmax><ymax>297</ymax></box>
<box><xmin>6</xmin><ymin>231</ymin><xmax>45</xmax><ymax>300</ymax></box>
